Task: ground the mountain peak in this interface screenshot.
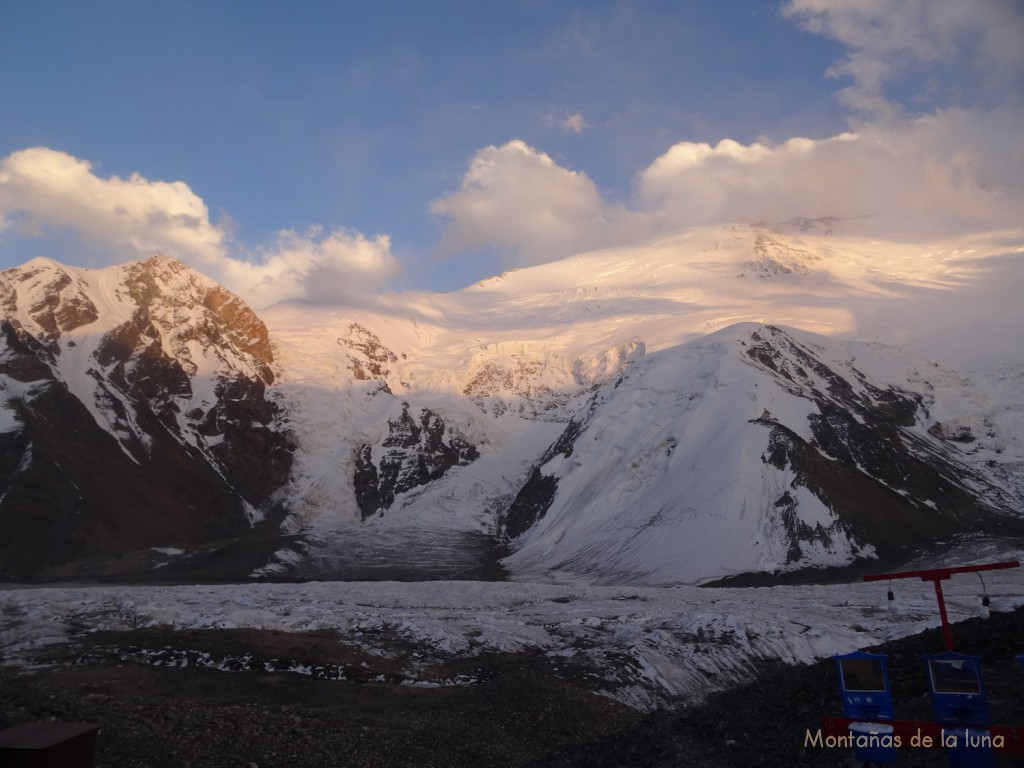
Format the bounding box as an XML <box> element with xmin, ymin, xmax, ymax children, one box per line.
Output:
<box><xmin>3</xmin><ymin>226</ymin><xmax>1023</xmax><ymax>583</ymax></box>
<box><xmin>0</xmin><ymin>254</ymin><xmax>294</xmax><ymax>579</ymax></box>
<box><xmin>0</xmin><ymin>257</ymin><xmax>99</xmax><ymax>344</ymax></box>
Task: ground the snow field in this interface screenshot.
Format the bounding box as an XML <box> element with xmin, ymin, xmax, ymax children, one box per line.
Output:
<box><xmin>4</xmin><ymin>567</ymin><xmax>1023</xmax><ymax>710</ymax></box>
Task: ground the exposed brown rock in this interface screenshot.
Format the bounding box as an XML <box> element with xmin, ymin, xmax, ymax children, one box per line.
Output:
<box><xmin>0</xmin><ymin>256</ymin><xmax>293</xmax><ymax>580</ymax></box>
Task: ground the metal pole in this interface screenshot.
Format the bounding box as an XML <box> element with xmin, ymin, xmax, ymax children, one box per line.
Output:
<box><xmin>930</xmin><ymin>577</ymin><xmax>954</xmax><ymax>651</ymax></box>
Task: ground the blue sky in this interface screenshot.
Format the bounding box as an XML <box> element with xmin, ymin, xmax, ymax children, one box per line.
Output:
<box><xmin>1</xmin><ymin>1</ymin><xmax>1022</xmax><ymax>306</ymax></box>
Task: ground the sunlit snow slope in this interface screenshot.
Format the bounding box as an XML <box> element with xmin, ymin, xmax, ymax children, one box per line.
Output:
<box><xmin>256</xmin><ymin>219</ymin><xmax>1024</xmax><ymax>584</ymax></box>
<box><xmin>3</xmin><ymin>219</ymin><xmax>1023</xmax><ymax>582</ymax></box>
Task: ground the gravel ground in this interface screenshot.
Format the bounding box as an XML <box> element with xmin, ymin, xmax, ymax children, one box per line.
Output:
<box><xmin>2</xmin><ymin>608</ymin><xmax>1022</xmax><ymax>767</ymax></box>
<box><xmin>532</xmin><ymin>607</ymin><xmax>1024</xmax><ymax>768</ymax></box>
<box><xmin>1</xmin><ymin>628</ymin><xmax>637</xmax><ymax>768</ymax></box>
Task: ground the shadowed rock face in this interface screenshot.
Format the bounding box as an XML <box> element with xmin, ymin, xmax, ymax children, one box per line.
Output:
<box><xmin>743</xmin><ymin>326</ymin><xmax>1021</xmax><ymax>562</ymax></box>
<box><xmin>0</xmin><ymin>257</ymin><xmax>293</xmax><ymax>580</ymax></box>
<box><xmin>501</xmin><ymin>468</ymin><xmax>559</xmax><ymax>541</ymax></box>
<box><xmin>354</xmin><ymin>403</ymin><xmax>479</xmax><ymax>519</ymax></box>
<box><xmin>0</xmin><ymin>374</ymin><xmax>251</xmax><ymax>576</ymax></box>
<box><xmin>500</xmin><ymin>418</ymin><xmax>583</xmax><ymax>540</ymax></box>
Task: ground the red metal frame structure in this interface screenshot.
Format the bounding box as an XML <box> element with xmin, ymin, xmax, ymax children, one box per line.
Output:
<box><xmin>863</xmin><ymin>560</ymin><xmax>1020</xmax><ymax>651</ymax></box>
<box><xmin>815</xmin><ymin>561</ymin><xmax>1024</xmax><ymax>757</ymax></box>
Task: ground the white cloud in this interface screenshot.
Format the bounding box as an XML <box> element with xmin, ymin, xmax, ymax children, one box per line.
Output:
<box><xmin>430</xmin><ymin>140</ymin><xmax>633</xmax><ymax>265</ymax></box>
<box><xmin>0</xmin><ymin>147</ymin><xmax>399</xmax><ymax>307</ymax></box>
<box><xmin>782</xmin><ymin>0</ymin><xmax>1024</xmax><ymax>116</ymax></box>
<box><xmin>638</xmin><ymin>108</ymin><xmax>1024</xmax><ymax>233</ymax></box>
<box><xmin>220</xmin><ymin>227</ymin><xmax>398</xmax><ymax>307</ymax></box>
<box><xmin>0</xmin><ymin>147</ymin><xmax>225</xmax><ymax>263</ymax></box>
<box><xmin>433</xmin><ymin>108</ymin><xmax>1024</xmax><ymax>265</ymax></box>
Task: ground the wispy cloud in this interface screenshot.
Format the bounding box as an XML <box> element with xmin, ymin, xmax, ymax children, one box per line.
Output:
<box><xmin>542</xmin><ymin>110</ymin><xmax>590</xmax><ymax>135</ymax></box>
<box><xmin>561</xmin><ymin>112</ymin><xmax>588</xmax><ymax>134</ymax></box>
<box><xmin>782</xmin><ymin>0</ymin><xmax>1024</xmax><ymax>117</ymax></box>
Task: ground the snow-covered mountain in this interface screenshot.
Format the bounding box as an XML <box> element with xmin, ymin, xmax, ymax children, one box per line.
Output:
<box><xmin>503</xmin><ymin>323</ymin><xmax>1022</xmax><ymax>584</ymax></box>
<box><xmin>3</xmin><ymin>220</ymin><xmax>1023</xmax><ymax>582</ymax></box>
<box><xmin>0</xmin><ymin>255</ymin><xmax>293</xmax><ymax>578</ymax></box>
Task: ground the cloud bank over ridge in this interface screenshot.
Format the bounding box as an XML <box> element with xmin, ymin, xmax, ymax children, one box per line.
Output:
<box><xmin>0</xmin><ymin>148</ymin><xmax>399</xmax><ymax>308</ymax></box>
<box><xmin>431</xmin><ymin>106</ymin><xmax>1024</xmax><ymax>266</ymax></box>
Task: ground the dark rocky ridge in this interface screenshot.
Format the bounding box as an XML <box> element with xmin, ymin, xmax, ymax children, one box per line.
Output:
<box><xmin>354</xmin><ymin>402</ymin><xmax>479</xmax><ymax>519</ymax></box>
<box><xmin>0</xmin><ymin>386</ymin><xmax>290</xmax><ymax>580</ymax></box>
<box><xmin>0</xmin><ymin>257</ymin><xmax>294</xmax><ymax>580</ymax></box>
<box><xmin>498</xmin><ymin>386</ymin><xmax>607</xmax><ymax>543</ymax></box>
<box><xmin>744</xmin><ymin>326</ymin><xmax>1024</xmax><ymax>565</ymax></box>
<box><xmin>500</xmin><ymin>417</ymin><xmax>584</xmax><ymax>540</ymax></box>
